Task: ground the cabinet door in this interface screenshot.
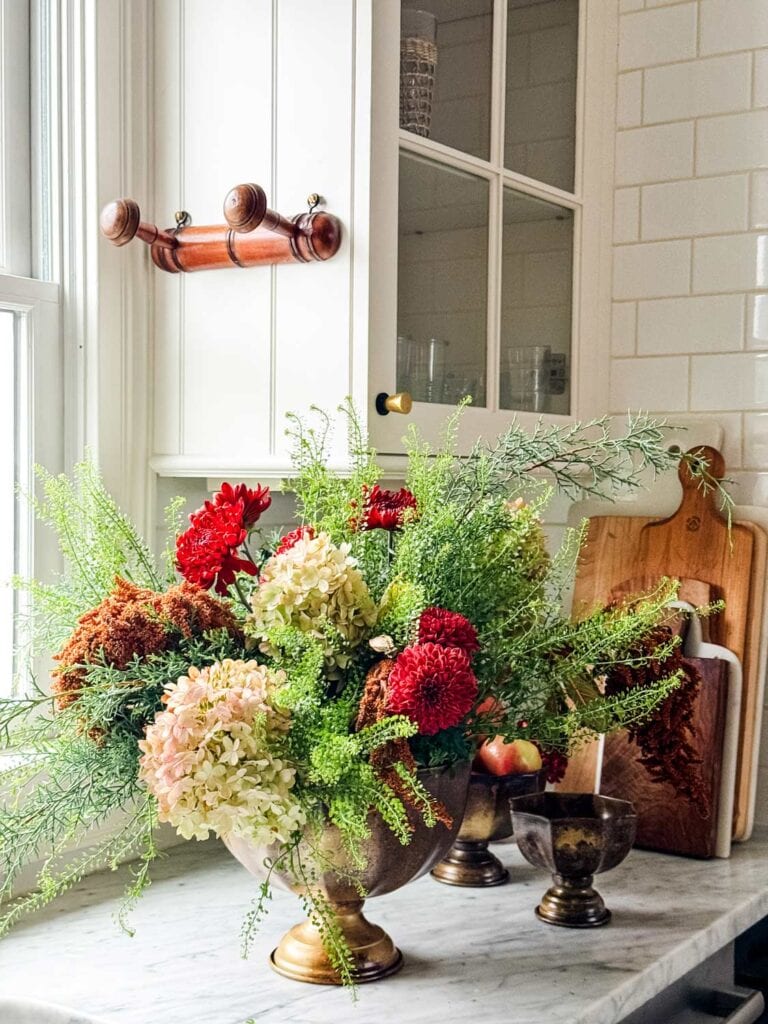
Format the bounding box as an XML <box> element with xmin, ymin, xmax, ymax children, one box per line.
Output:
<box><xmin>370</xmin><ymin>0</ymin><xmax>612</xmax><ymax>457</ymax></box>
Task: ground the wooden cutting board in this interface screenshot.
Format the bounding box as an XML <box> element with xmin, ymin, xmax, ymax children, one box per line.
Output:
<box><xmin>600</xmin><ymin>655</ymin><xmax>729</xmax><ymax>859</ymax></box>
<box><xmin>560</xmin><ymin>447</ymin><xmax>765</xmax><ymax>841</ymax></box>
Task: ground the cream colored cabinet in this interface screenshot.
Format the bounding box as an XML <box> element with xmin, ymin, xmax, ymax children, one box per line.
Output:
<box><xmin>146</xmin><ymin>0</ymin><xmax>615</xmax><ymax>481</ymax></box>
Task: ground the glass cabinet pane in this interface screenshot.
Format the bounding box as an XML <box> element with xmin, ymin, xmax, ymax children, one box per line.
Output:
<box><xmin>398</xmin><ymin>153</ymin><xmax>489</xmax><ymax>407</ymax></box>
<box><xmin>505</xmin><ymin>0</ymin><xmax>579</xmax><ymax>192</ymax></box>
<box><xmin>401</xmin><ymin>1</ymin><xmax>493</xmax><ymax>160</ymax></box>
<box><xmin>500</xmin><ymin>189</ymin><xmax>573</xmax><ymax>414</ymax></box>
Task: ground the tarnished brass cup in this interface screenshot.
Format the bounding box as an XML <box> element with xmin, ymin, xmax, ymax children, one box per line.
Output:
<box><xmin>431</xmin><ymin>768</ymin><xmax>547</xmax><ymax>886</ymax></box>
<box><xmin>225</xmin><ymin>762</ymin><xmax>470</xmax><ymax>985</ymax></box>
<box><xmin>510</xmin><ymin>792</ymin><xmax>636</xmax><ymax>928</ymax></box>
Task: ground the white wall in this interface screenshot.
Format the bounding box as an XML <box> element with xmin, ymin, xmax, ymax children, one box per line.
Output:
<box><xmin>608</xmin><ymin>0</ymin><xmax>768</xmax><ymax>823</ymax></box>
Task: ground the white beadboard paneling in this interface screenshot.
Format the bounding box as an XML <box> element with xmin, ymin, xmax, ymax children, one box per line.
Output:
<box><xmin>613</xmin><ymin>240</ymin><xmax>691</xmax><ymax>299</ymax></box>
<box><xmin>755</xmin><ymin>50</ymin><xmax>768</xmax><ymax>108</ymax></box>
<box><xmin>693</xmin><ymin>233</ymin><xmax>768</xmax><ymax>294</ymax></box>
<box><xmin>618</xmin><ymin>4</ymin><xmax>697</xmax><ymax>71</ymax></box>
<box><xmin>182</xmin><ymin>271</ymin><xmax>273</xmax><ymax>454</ymax></box>
<box><xmin>152</xmin><ymin>1</ymin><xmax>183</xmax><ymax>456</ymax></box>
<box><xmin>699</xmin><ymin>0</ymin><xmax>768</xmax><ymax>56</ymax></box>
<box><xmin>619</xmin><ymin>0</ymin><xmax>644</xmax><ymax>11</ymax></box>
<box><xmin>691</xmin><ymin>353</ymin><xmax>768</xmax><ymax>410</ymax></box>
<box><xmin>611</xmin><ymin>302</ymin><xmax>636</xmax><ymax>356</ymax></box>
<box><xmin>744</xmin><ymin>413</ymin><xmax>768</xmax><ymax>468</ymax></box>
<box><xmin>643</xmin><ymin>54</ymin><xmax>751</xmax><ymax>124</ymax></box>
<box><xmin>637</xmin><ymin>295</ymin><xmax>745</xmax><ymax>354</ymax></box>
<box><xmin>180</xmin><ymin>0</ymin><xmax>273</xmax><ymax>457</ymax></box>
<box><xmin>617</xmin><ymin>71</ymin><xmax>642</xmax><ymax>129</ymax></box>
<box><xmin>610</xmin><ymin>355</ymin><xmax>690</xmax><ymax>412</ymax></box>
<box><xmin>697</xmin><ymin>110</ymin><xmax>768</xmax><ymax>176</ymax></box>
<box><xmin>750</xmin><ymin>171</ymin><xmax>768</xmax><ymax>230</ymax></box>
<box><xmin>747</xmin><ymin>294</ymin><xmax>768</xmax><ymax>350</ymax></box>
<box><xmin>615</xmin><ymin>122</ymin><xmax>694</xmax><ymax>186</ymax></box>
<box><xmin>273</xmin><ymin>0</ymin><xmax>357</xmax><ymax>463</ymax></box>
<box><xmin>614</xmin><ymin>188</ymin><xmax>639</xmax><ymax>243</ymax></box>
<box><xmin>640</xmin><ymin>176</ymin><xmax>749</xmax><ymax>240</ymax></box>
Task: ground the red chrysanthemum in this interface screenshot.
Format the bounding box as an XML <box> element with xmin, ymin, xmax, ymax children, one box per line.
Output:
<box><xmin>352</xmin><ymin>484</ymin><xmax>417</xmax><ymax>531</ymax></box>
<box><xmin>536</xmin><ymin>745</ymin><xmax>569</xmax><ymax>785</ymax></box>
<box><xmin>176</xmin><ymin>499</ymin><xmax>257</xmax><ymax>596</ymax></box>
<box><xmin>386</xmin><ymin>642</ymin><xmax>478</xmax><ymax>736</ymax></box>
<box><xmin>274</xmin><ymin>525</ymin><xmax>316</xmax><ymax>556</ymax></box>
<box><xmin>418</xmin><ymin>606</ymin><xmax>480</xmax><ymax>659</ymax></box>
<box><xmin>213</xmin><ymin>482</ymin><xmax>271</xmax><ymax>528</ymax></box>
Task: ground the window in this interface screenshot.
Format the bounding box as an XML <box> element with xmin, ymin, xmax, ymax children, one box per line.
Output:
<box><xmin>1</xmin><ymin>0</ymin><xmax>63</xmax><ymax>693</ymax></box>
<box><xmin>397</xmin><ymin>0</ymin><xmax>580</xmax><ymax>416</ymax></box>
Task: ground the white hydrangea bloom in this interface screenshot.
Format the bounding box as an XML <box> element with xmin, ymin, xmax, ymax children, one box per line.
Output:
<box><xmin>138</xmin><ymin>659</ymin><xmax>306</xmax><ymax>844</ymax></box>
<box><xmin>248</xmin><ymin>531</ymin><xmax>377</xmax><ymax>668</ymax></box>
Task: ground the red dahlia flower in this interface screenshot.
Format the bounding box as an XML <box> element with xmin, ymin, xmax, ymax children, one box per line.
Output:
<box><xmin>176</xmin><ymin>499</ymin><xmax>258</xmax><ymax>596</ymax></box>
<box><xmin>386</xmin><ymin>642</ymin><xmax>478</xmax><ymax>736</ymax></box>
<box><xmin>353</xmin><ymin>484</ymin><xmax>417</xmax><ymax>531</ymax></box>
<box><xmin>274</xmin><ymin>525</ymin><xmax>316</xmax><ymax>556</ymax></box>
<box><xmin>418</xmin><ymin>606</ymin><xmax>480</xmax><ymax>659</ymax></box>
<box><xmin>213</xmin><ymin>482</ymin><xmax>271</xmax><ymax>528</ymax></box>
<box><xmin>537</xmin><ymin>746</ymin><xmax>569</xmax><ymax>785</ymax></box>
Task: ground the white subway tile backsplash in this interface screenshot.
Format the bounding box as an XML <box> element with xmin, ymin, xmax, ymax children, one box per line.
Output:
<box><xmin>615</xmin><ymin>122</ymin><xmax>694</xmax><ymax>185</ymax></box>
<box><xmin>699</xmin><ymin>0</ymin><xmax>768</xmax><ymax>56</ymax></box>
<box><xmin>697</xmin><ymin>111</ymin><xmax>768</xmax><ymax>176</ymax></box>
<box><xmin>690</xmin><ymin>353</ymin><xmax>768</xmax><ymax>410</ymax></box>
<box><xmin>641</xmin><ymin>176</ymin><xmax>748</xmax><ymax>240</ymax></box>
<box><xmin>617</xmin><ymin>72</ymin><xmax>643</xmax><ymax>129</ymax></box>
<box><xmin>610</xmin><ymin>356</ymin><xmax>690</xmax><ymax>412</ymax></box>
<box><xmin>755</xmin><ymin>50</ymin><xmax>768</xmax><ymax>109</ymax></box>
<box><xmin>618</xmin><ymin>4</ymin><xmax>697</xmax><ymax>71</ymax></box>
<box><xmin>614</xmin><ymin>188</ymin><xmax>640</xmax><ymax>243</ymax></box>
<box><xmin>637</xmin><ymin>295</ymin><xmax>745</xmax><ymax>354</ymax></box>
<box><xmin>693</xmin><ymin>233</ymin><xmax>768</xmax><ymax>293</ymax></box>
<box><xmin>751</xmin><ymin>172</ymin><xmax>768</xmax><ymax>230</ymax></box>
<box><xmin>744</xmin><ymin>413</ymin><xmax>768</xmax><ymax>467</ymax></box>
<box><xmin>747</xmin><ymin>294</ymin><xmax>768</xmax><ymax>350</ymax></box>
<box><xmin>728</xmin><ymin>470</ymin><xmax>768</xmax><ymax>505</ymax></box>
<box><xmin>614</xmin><ymin>240</ymin><xmax>691</xmax><ymax>299</ymax></box>
<box><xmin>612</xmin><ymin>302</ymin><xmax>637</xmax><ymax>356</ymax></box>
<box><xmin>643</xmin><ymin>54</ymin><xmax>751</xmax><ymax>123</ymax></box>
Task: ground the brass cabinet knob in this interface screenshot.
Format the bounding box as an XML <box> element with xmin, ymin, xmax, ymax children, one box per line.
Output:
<box><xmin>376</xmin><ymin>391</ymin><xmax>413</xmax><ymax>416</ymax></box>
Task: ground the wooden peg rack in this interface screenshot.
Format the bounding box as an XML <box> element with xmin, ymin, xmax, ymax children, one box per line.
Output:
<box><xmin>99</xmin><ymin>183</ymin><xmax>342</xmax><ymax>273</ymax></box>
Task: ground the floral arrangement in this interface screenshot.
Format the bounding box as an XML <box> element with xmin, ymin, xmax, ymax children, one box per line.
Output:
<box><xmin>0</xmin><ymin>404</ymin><xmax>723</xmax><ymax>984</ymax></box>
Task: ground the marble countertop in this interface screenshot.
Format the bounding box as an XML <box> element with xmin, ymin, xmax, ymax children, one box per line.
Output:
<box><xmin>1</xmin><ymin>834</ymin><xmax>767</xmax><ymax>1024</ymax></box>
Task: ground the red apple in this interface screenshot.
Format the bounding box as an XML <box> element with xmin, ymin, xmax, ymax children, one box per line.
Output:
<box><xmin>474</xmin><ymin>736</ymin><xmax>543</xmax><ymax>776</ymax></box>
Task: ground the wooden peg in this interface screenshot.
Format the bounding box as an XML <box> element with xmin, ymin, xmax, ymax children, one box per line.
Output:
<box><xmin>99</xmin><ymin>198</ymin><xmax>177</xmax><ymax>249</ymax></box>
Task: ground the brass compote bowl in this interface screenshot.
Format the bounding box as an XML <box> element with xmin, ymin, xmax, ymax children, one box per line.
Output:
<box><xmin>431</xmin><ymin>768</ymin><xmax>546</xmax><ymax>886</ymax></box>
<box><xmin>510</xmin><ymin>792</ymin><xmax>636</xmax><ymax>928</ymax></box>
<box><xmin>225</xmin><ymin>762</ymin><xmax>471</xmax><ymax>985</ymax></box>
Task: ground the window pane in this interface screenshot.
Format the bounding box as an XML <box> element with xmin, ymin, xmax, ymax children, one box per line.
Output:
<box><xmin>500</xmin><ymin>189</ymin><xmax>573</xmax><ymax>414</ymax></box>
<box><xmin>398</xmin><ymin>153</ymin><xmax>489</xmax><ymax>408</ymax></box>
<box><xmin>401</xmin><ymin>1</ymin><xmax>492</xmax><ymax>160</ymax></box>
<box><xmin>505</xmin><ymin>0</ymin><xmax>579</xmax><ymax>192</ymax></box>
<box><xmin>0</xmin><ymin>310</ymin><xmax>16</xmax><ymax>688</ymax></box>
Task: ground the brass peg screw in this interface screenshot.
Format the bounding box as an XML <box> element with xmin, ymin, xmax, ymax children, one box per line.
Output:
<box><xmin>376</xmin><ymin>391</ymin><xmax>413</xmax><ymax>416</ymax></box>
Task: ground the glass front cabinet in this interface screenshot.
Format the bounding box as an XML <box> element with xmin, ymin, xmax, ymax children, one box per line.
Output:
<box><xmin>368</xmin><ymin>0</ymin><xmax>614</xmax><ymax>457</ymax></box>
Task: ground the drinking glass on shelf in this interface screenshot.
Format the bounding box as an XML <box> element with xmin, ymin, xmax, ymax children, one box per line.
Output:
<box><xmin>506</xmin><ymin>345</ymin><xmax>551</xmax><ymax>413</ymax></box>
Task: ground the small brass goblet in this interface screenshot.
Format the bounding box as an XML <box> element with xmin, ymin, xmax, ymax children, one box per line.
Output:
<box><xmin>510</xmin><ymin>792</ymin><xmax>636</xmax><ymax>928</ymax></box>
<box><xmin>431</xmin><ymin>768</ymin><xmax>547</xmax><ymax>887</ymax></box>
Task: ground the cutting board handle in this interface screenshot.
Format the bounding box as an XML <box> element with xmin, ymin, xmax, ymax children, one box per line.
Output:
<box><xmin>653</xmin><ymin>445</ymin><xmax>727</xmax><ymax>531</ymax></box>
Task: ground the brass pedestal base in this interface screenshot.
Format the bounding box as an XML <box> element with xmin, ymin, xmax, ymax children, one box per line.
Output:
<box><xmin>431</xmin><ymin>840</ymin><xmax>509</xmax><ymax>887</ymax></box>
<box><xmin>535</xmin><ymin>873</ymin><xmax>611</xmax><ymax>928</ymax></box>
<box><xmin>269</xmin><ymin>899</ymin><xmax>404</xmax><ymax>985</ymax></box>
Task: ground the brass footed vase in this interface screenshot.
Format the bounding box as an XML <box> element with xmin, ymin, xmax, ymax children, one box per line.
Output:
<box><xmin>224</xmin><ymin>762</ymin><xmax>470</xmax><ymax>985</ymax></box>
<box><xmin>510</xmin><ymin>792</ymin><xmax>636</xmax><ymax>928</ymax></box>
<box><xmin>431</xmin><ymin>767</ymin><xmax>546</xmax><ymax>886</ymax></box>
